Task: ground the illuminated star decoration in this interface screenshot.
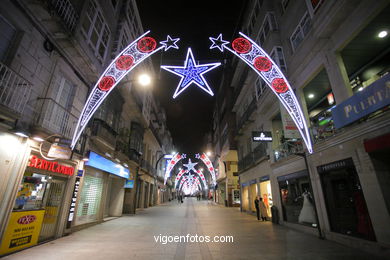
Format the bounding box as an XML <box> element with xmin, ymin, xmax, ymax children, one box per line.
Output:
<box><xmin>183</xmin><ymin>158</ymin><xmax>198</xmax><ymax>173</ymax></box>
<box><xmin>160</xmin><ymin>35</ymin><xmax>180</xmax><ymax>51</ymax></box>
<box><xmin>209</xmin><ymin>33</ymin><xmax>229</xmax><ymax>52</ymax></box>
<box><xmin>161</xmin><ymin>48</ymin><xmax>221</xmax><ymax>98</ymax></box>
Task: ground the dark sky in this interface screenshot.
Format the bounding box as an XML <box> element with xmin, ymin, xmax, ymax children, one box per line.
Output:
<box><xmin>136</xmin><ymin>1</ymin><xmax>247</xmax><ymax>154</ymax></box>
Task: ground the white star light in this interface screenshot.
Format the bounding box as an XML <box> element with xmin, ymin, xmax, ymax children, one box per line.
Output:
<box><xmin>209</xmin><ymin>33</ymin><xmax>229</xmax><ymax>52</ymax></box>
<box><xmin>160</xmin><ymin>35</ymin><xmax>180</xmax><ymax>51</ymax></box>
<box><xmin>161</xmin><ymin>48</ymin><xmax>221</xmax><ymax>98</ymax></box>
<box><xmin>183</xmin><ymin>158</ymin><xmax>198</xmax><ymax>173</ymax></box>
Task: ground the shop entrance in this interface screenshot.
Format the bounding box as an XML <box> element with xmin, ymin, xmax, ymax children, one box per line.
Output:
<box><xmin>318</xmin><ymin>158</ymin><xmax>376</xmax><ymax>241</ymax></box>
<box><xmin>249</xmin><ymin>183</ymin><xmax>257</xmax><ymax>212</ymax></box>
<box><xmin>242</xmin><ymin>186</ymin><xmax>249</xmax><ymax>211</ymax></box>
<box><xmin>39</xmin><ymin>177</ymin><xmax>66</xmax><ymax>242</ymax></box>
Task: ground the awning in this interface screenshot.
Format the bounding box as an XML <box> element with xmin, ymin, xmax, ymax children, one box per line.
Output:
<box><xmin>364</xmin><ymin>132</ymin><xmax>390</xmax><ymax>153</ymax></box>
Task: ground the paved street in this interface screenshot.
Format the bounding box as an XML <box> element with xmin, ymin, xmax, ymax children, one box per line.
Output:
<box><xmin>3</xmin><ymin>198</ymin><xmax>385</xmax><ymax>260</ymax></box>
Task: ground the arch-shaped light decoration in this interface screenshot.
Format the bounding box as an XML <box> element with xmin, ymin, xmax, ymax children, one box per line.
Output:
<box><xmin>70</xmin><ymin>31</ymin><xmax>180</xmax><ymax>149</ymax></box>
<box><xmin>209</xmin><ymin>33</ymin><xmax>313</xmax><ymax>153</ymax></box>
<box><xmin>165</xmin><ymin>153</ymin><xmax>185</xmax><ymax>185</ymax></box>
<box><xmin>196</xmin><ymin>153</ymin><xmax>217</xmax><ymax>185</ymax></box>
<box><xmin>174</xmin><ymin>168</ymin><xmax>188</xmax><ymax>188</ymax></box>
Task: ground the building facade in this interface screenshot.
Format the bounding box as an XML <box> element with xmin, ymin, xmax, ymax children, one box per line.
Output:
<box><xmin>212</xmin><ymin>0</ymin><xmax>390</xmax><ymax>257</ymax></box>
<box><xmin>0</xmin><ymin>0</ymin><xmax>173</xmax><ymax>255</ymax></box>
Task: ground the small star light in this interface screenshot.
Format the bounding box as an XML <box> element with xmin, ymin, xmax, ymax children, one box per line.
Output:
<box><xmin>160</xmin><ymin>35</ymin><xmax>180</xmax><ymax>51</ymax></box>
<box><xmin>209</xmin><ymin>34</ymin><xmax>229</xmax><ymax>52</ymax></box>
<box><xmin>161</xmin><ymin>48</ymin><xmax>221</xmax><ymax>98</ymax></box>
<box><xmin>183</xmin><ymin>158</ymin><xmax>198</xmax><ymax>173</ymax></box>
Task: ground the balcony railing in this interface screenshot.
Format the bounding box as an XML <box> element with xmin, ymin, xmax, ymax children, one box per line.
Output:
<box><xmin>273</xmin><ymin>140</ymin><xmax>304</xmax><ymax>161</ymax></box>
<box><xmin>35</xmin><ymin>98</ymin><xmax>77</xmax><ymax>139</ymax></box>
<box><xmin>91</xmin><ymin>118</ymin><xmax>117</xmax><ymax>146</ymax></box>
<box><xmin>237</xmin><ymin>98</ymin><xmax>257</xmax><ymax>132</ymax></box>
<box><xmin>51</xmin><ymin>0</ymin><xmax>79</xmax><ymax>32</ymax></box>
<box><xmin>0</xmin><ymin>62</ymin><xmax>32</xmax><ymax>115</ymax></box>
<box><xmin>115</xmin><ymin>140</ymin><xmax>142</xmax><ymax>164</ymax></box>
<box><xmin>238</xmin><ymin>152</ymin><xmax>254</xmax><ymax>172</ymax></box>
<box><xmin>141</xmin><ymin>159</ymin><xmax>156</xmax><ymax>176</ymax></box>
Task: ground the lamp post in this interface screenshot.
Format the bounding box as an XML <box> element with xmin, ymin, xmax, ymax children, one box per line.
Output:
<box><xmin>295</xmin><ymin>152</ymin><xmax>324</xmax><ymax>239</ymax></box>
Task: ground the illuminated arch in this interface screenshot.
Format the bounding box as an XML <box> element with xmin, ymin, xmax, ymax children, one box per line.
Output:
<box><xmin>196</xmin><ymin>153</ymin><xmax>217</xmax><ymax>185</ymax></box>
<box><xmin>166</xmin><ymin>153</ymin><xmax>185</xmax><ymax>185</ymax></box>
<box><xmin>70</xmin><ymin>31</ymin><xmax>180</xmax><ymax>149</ymax></box>
<box><xmin>209</xmin><ymin>33</ymin><xmax>313</xmax><ymax>153</ymax></box>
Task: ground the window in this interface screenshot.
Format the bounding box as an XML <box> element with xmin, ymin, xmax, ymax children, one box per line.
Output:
<box><xmin>0</xmin><ymin>15</ymin><xmax>16</xmax><ymax>61</ymax></box>
<box><xmin>281</xmin><ymin>0</ymin><xmax>290</xmax><ymax>12</ymax></box>
<box><xmin>309</xmin><ymin>0</ymin><xmax>324</xmax><ymax>13</ymax></box>
<box><xmin>270</xmin><ymin>46</ymin><xmax>287</xmax><ymax>73</ymax></box>
<box><xmin>255</xmin><ymin>77</ymin><xmax>267</xmax><ymax>100</ymax></box>
<box><xmin>290</xmin><ymin>12</ymin><xmax>311</xmax><ymax>51</ymax></box>
<box><xmin>81</xmin><ymin>0</ymin><xmax>111</xmax><ymax>63</ymax></box>
<box><xmin>255</xmin><ymin>13</ymin><xmax>278</xmax><ymax>46</ymax></box>
<box><xmin>52</xmin><ymin>73</ymin><xmax>75</xmax><ymax>109</ymax></box>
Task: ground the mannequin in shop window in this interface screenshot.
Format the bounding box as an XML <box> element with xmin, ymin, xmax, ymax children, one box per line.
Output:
<box><xmin>296</xmin><ymin>190</ymin><xmax>317</xmax><ymax>224</ymax></box>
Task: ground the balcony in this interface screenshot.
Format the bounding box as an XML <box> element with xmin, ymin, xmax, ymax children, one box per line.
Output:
<box><xmin>253</xmin><ymin>143</ymin><xmax>268</xmax><ymax>162</ymax></box>
<box><xmin>50</xmin><ymin>0</ymin><xmax>79</xmax><ymax>32</ymax></box>
<box><xmin>34</xmin><ymin>98</ymin><xmax>77</xmax><ymax>139</ymax></box>
<box><xmin>90</xmin><ymin>118</ymin><xmax>117</xmax><ymax>148</ymax></box>
<box><xmin>238</xmin><ymin>152</ymin><xmax>254</xmax><ymax>172</ymax></box>
<box><xmin>273</xmin><ymin>140</ymin><xmax>304</xmax><ymax>162</ymax></box>
<box><xmin>236</xmin><ymin>98</ymin><xmax>257</xmax><ymax>133</ymax></box>
<box><xmin>0</xmin><ymin>62</ymin><xmax>32</xmax><ymax>118</ymax></box>
<box><xmin>115</xmin><ymin>140</ymin><xmax>142</xmax><ymax>164</ymax></box>
<box><xmin>141</xmin><ymin>159</ymin><xmax>156</xmax><ymax>176</ymax></box>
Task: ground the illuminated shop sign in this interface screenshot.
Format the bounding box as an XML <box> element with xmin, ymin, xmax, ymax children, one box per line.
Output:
<box><xmin>252</xmin><ymin>131</ymin><xmax>273</xmax><ymax>142</ymax></box>
<box><xmin>67</xmin><ymin>177</ymin><xmax>80</xmax><ymax>228</ymax></box>
<box><xmin>332</xmin><ymin>74</ymin><xmax>390</xmax><ymax>129</ymax></box>
<box><xmin>28</xmin><ymin>155</ymin><xmax>74</xmax><ymax>176</ymax></box>
<box><xmin>85</xmin><ymin>151</ymin><xmax>130</xmax><ymax>179</ymax></box>
<box><xmin>124</xmin><ymin>180</ymin><xmax>134</xmax><ymax>188</ymax></box>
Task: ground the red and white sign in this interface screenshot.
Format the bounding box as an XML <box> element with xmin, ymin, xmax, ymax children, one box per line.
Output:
<box><xmin>28</xmin><ymin>155</ymin><xmax>74</xmax><ymax>176</ymax></box>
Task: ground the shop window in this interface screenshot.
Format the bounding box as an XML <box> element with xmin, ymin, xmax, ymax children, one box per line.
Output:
<box><xmin>260</xmin><ymin>180</ymin><xmax>273</xmax><ymax>217</ymax></box>
<box><xmin>80</xmin><ymin>0</ymin><xmax>111</xmax><ymax>63</ymax></box>
<box><xmin>318</xmin><ymin>158</ymin><xmax>376</xmax><ymax>241</ymax></box>
<box><xmin>290</xmin><ymin>12</ymin><xmax>311</xmax><ymax>51</ymax></box>
<box><xmin>14</xmin><ymin>174</ymin><xmax>49</xmax><ymax>210</ymax></box>
<box><xmin>278</xmin><ymin>171</ymin><xmax>317</xmax><ymax>227</ymax></box>
<box><xmin>0</xmin><ymin>15</ymin><xmax>16</xmax><ymax>61</ymax></box>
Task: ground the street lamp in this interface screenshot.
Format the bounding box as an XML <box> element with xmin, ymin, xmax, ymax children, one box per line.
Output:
<box><xmin>138</xmin><ymin>73</ymin><xmax>151</xmax><ymax>86</ymax></box>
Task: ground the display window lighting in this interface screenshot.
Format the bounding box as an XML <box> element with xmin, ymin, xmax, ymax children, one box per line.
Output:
<box><xmin>33</xmin><ymin>136</ymin><xmax>45</xmax><ymax>142</ymax></box>
<box><xmin>15</xmin><ymin>132</ymin><xmax>29</xmax><ymax>138</ymax></box>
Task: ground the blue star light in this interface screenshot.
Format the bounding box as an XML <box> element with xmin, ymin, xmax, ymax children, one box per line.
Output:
<box><xmin>209</xmin><ymin>34</ymin><xmax>229</xmax><ymax>52</ymax></box>
<box><xmin>161</xmin><ymin>48</ymin><xmax>221</xmax><ymax>98</ymax></box>
<box><xmin>183</xmin><ymin>158</ymin><xmax>198</xmax><ymax>173</ymax></box>
<box><xmin>160</xmin><ymin>35</ymin><xmax>180</xmax><ymax>51</ymax></box>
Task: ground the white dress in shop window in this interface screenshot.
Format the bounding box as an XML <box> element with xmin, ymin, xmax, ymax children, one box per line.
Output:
<box><xmin>298</xmin><ymin>193</ymin><xmax>317</xmax><ymax>224</ymax></box>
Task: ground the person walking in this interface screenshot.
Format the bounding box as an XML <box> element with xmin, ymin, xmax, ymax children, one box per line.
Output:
<box><xmin>259</xmin><ymin>197</ymin><xmax>268</xmax><ymax>221</ymax></box>
<box><xmin>254</xmin><ymin>196</ymin><xmax>260</xmax><ymax>220</ymax></box>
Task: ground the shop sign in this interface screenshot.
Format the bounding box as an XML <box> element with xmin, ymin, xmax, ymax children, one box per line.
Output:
<box><xmin>249</xmin><ymin>179</ymin><xmax>257</xmax><ymax>185</ymax></box>
<box><xmin>66</xmin><ymin>177</ymin><xmax>80</xmax><ymax>228</ymax></box>
<box><xmin>124</xmin><ymin>180</ymin><xmax>134</xmax><ymax>188</ymax></box>
<box><xmin>0</xmin><ymin>210</ymin><xmax>45</xmax><ymax>255</ymax></box>
<box><xmin>280</xmin><ymin>104</ymin><xmax>301</xmax><ymax>139</ymax></box>
<box><xmin>252</xmin><ymin>131</ymin><xmax>273</xmax><ymax>142</ymax></box>
<box><xmin>28</xmin><ymin>155</ymin><xmax>74</xmax><ymax>176</ymax></box>
<box><xmin>317</xmin><ymin>158</ymin><xmax>354</xmax><ymax>174</ymax></box>
<box><xmin>85</xmin><ymin>151</ymin><xmax>130</xmax><ymax>179</ymax></box>
<box><xmin>332</xmin><ymin>74</ymin><xmax>390</xmax><ymax>129</ymax></box>
<box><xmin>259</xmin><ymin>175</ymin><xmax>270</xmax><ymax>182</ymax></box>
<box><xmin>47</xmin><ymin>143</ymin><xmax>72</xmax><ymax>160</ymax></box>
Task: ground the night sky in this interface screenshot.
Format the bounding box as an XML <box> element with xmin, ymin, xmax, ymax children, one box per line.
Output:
<box><xmin>136</xmin><ymin>1</ymin><xmax>247</xmax><ymax>154</ymax></box>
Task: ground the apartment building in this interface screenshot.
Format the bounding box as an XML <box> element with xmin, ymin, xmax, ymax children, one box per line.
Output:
<box><xmin>215</xmin><ymin>0</ymin><xmax>390</xmax><ymax>256</ymax></box>
<box><xmin>0</xmin><ymin>0</ymin><xmax>173</xmax><ymax>254</ymax></box>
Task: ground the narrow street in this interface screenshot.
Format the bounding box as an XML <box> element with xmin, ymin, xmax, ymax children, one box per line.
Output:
<box><xmin>3</xmin><ymin>198</ymin><xmax>384</xmax><ymax>260</ymax></box>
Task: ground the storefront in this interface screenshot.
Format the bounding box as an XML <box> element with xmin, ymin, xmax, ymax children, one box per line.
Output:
<box><xmin>0</xmin><ymin>153</ymin><xmax>76</xmax><ymax>255</ymax></box>
<box><xmin>318</xmin><ymin>158</ymin><xmax>376</xmax><ymax>241</ymax></box>
<box><xmin>74</xmin><ymin>151</ymin><xmax>129</xmax><ymax>227</ymax></box>
<box><xmin>277</xmin><ymin>170</ymin><xmax>317</xmax><ymax>228</ymax></box>
<box><xmin>259</xmin><ymin>176</ymin><xmax>273</xmax><ymax>217</ymax></box>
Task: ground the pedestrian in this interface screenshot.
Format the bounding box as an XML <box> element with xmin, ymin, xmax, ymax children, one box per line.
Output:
<box><xmin>259</xmin><ymin>197</ymin><xmax>268</xmax><ymax>221</ymax></box>
<box><xmin>254</xmin><ymin>196</ymin><xmax>260</xmax><ymax>220</ymax></box>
